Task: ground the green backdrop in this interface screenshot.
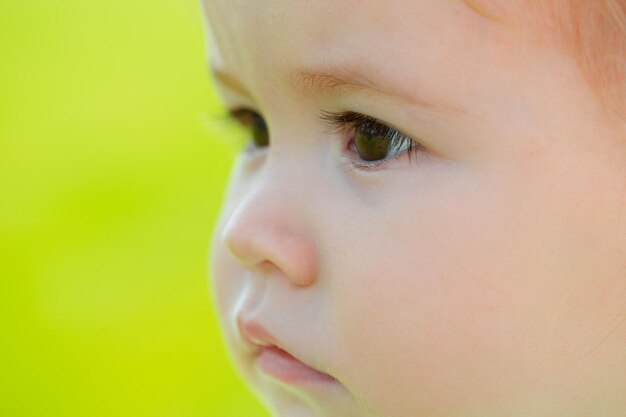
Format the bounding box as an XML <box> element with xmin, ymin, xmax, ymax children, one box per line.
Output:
<box><xmin>0</xmin><ymin>0</ymin><xmax>268</xmax><ymax>415</ymax></box>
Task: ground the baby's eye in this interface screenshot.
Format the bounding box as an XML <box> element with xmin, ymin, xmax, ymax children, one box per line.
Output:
<box><xmin>229</xmin><ymin>108</ymin><xmax>269</xmax><ymax>149</ymax></box>
<box><xmin>320</xmin><ymin>110</ymin><xmax>424</xmax><ymax>169</ymax></box>
<box><xmin>352</xmin><ymin>120</ymin><xmax>413</xmax><ymax>162</ymax></box>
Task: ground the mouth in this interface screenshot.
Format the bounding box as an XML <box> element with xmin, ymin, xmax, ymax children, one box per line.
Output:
<box><xmin>237</xmin><ymin>316</ymin><xmax>338</xmax><ymax>385</ymax></box>
<box><xmin>257</xmin><ymin>345</ymin><xmax>338</xmax><ymax>385</ymax></box>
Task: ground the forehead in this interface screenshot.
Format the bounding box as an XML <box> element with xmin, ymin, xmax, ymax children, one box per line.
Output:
<box><xmin>203</xmin><ymin>0</ymin><xmax>496</xmax><ymax>63</ymax></box>
<box><xmin>201</xmin><ymin>0</ymin><xmax>535</xmax><ymax>112</ymax></box>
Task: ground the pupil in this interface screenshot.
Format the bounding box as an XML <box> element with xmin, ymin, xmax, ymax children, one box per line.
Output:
<box><xmin>354</xmin><ymin>125</ymin><xmax>391</xmax><ymax>161</ymax></box>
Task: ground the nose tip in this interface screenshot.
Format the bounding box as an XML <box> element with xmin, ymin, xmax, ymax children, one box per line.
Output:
<box><xmin>221</xmin><ymin>215</ymin><xmax>319</xmax><ymax>287</ymax></box>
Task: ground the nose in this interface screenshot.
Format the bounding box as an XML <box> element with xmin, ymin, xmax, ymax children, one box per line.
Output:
<box><xmin>220</xmin><ymin>183</ymin><xmax>319</xmax><ymax>287</ymax></box>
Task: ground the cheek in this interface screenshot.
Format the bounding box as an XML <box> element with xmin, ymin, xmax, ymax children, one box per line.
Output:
<box><xmin>211</xmin><ymin>232</ymin><xmax>232</xmax><ymax>309</ymax></box>
<box><xmin>208</xmin><ymin>164</ymin><xmax>253</xmax><ymax>334</ymax></box>
<box><xmin>209</xmin><ymin>207</ymin><xmax>248</xmax><ymax>349</ymax></box>
<box><xmin>209</xmin><ymin>227</ymin><xmax>238</xmax><ymax>335</ymax></box>
<box><xmin>328</xmin><ymin>167</ymin><xmax>615</xmax><ymax>415</ymax></box>
<box><xmin>327</xmin><ymin>177</ymin><xmax>508</xmax><ymax>414</ymax></box>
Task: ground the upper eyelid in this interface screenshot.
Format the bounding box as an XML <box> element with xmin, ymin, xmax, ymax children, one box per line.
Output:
<box><xmin>318</xmin><ymin>110</ymin><xmax>378</xmax><ymax>128</ymax></box>
<box><xmin>226</xmin><ymin>108</ymin><xmax>265</xmax><ymax>129</ymax></box>
<box><xmin>318</xmin><ymin>110</ymin><xmax>412</xmax><ymax>140</ymax></box>
<box><xmin>318</xmin><ymin>110</ymin><xmax>370</xmax><ymax>133</ymax></box>
<box><xmin>228</xmin><ymin>107</ymin><xmax>256</xmax><ymax>120</ymax></box>
<box><xmin>230</xmin><ymin>107</ymin><xmax>389</xmax><ymax>127</ymax></box>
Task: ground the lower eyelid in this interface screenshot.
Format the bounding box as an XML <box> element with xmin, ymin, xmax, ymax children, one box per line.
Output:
<box><xmin>341</xmin><ymin>143</ymin><xmax>425</xmax><ymax>173</ymax></box>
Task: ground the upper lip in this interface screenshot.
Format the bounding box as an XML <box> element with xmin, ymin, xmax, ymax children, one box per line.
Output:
<box><xmin>237</xmin><ymin>314</ymin><xmax>284</xmax><ymax>352</ymax></box>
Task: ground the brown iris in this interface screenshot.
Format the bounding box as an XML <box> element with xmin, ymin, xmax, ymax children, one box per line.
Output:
<box><xmin>354</xmin><ymin>122</ymin><xmax>393</xmax><ymax>162</ymax></box>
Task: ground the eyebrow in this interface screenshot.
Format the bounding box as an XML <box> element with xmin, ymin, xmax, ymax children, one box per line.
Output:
<box><xmin>211</xmin><ymin>65</ymin><xmax>468</xmax><ymax>117</ymax></box>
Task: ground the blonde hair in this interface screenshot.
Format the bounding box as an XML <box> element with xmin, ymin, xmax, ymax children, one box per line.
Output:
<box><xmin>463</xmin><ymin>0</ymin><xmax>626</xmax><ymax>128</ymax></box>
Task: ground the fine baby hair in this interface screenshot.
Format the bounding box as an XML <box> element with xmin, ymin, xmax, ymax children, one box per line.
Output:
<box><xmin>462</xmin><ymin>0</ymin><xmax>626</xmax><ymax>125</ymax></box>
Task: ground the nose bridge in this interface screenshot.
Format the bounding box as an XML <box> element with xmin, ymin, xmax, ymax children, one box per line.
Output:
<box><xmin>220</xmin><ymin>161</ymin><xmax>319</xmax><ymax>287</ymax></box>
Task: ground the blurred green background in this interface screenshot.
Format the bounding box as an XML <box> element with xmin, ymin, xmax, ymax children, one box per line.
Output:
<box><xmin>0</xmin><ymin>0</ymin><xmax>269</xmax><ymax>416</ymax></box>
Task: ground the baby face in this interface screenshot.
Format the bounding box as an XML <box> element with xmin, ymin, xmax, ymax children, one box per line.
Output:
<box><xmin>205</xmin><ymin>1</ymin><xmax>626</xmax><ymax>416</ymax></box>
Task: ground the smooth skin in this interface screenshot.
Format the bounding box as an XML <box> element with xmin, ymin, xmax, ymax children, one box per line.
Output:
<box><xmin>204</xmin><ymin>1</ymin><xmax>626</xmax><ymax>416</ymax></box>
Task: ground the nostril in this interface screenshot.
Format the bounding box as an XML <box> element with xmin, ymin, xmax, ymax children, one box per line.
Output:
<box><xmin>256</xmin><ymin>260</ymin><xmax>274</xmax><ymax>274</ymax></box>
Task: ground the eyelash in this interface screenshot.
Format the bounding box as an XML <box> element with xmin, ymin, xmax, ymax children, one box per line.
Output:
<box><xmin>223</xmin><ymin>108</ymin><xmax>424</xmax><ymax>171</ymax></box>
<box><xmin>317</xmin><ymin>110</ymin><xmax>424</xmax><ymax>171</ymax></box>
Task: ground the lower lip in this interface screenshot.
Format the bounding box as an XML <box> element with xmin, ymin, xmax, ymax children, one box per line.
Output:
<box><xmin>257</xmin><ymin>346</ymin><xmax>337</xmax><ymax>385</ymax></box>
